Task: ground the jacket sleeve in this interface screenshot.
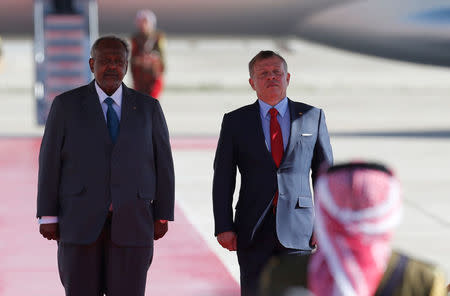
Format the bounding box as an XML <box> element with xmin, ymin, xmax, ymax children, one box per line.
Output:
<box><xmin>36</xmin><ymin>96</ymin><xmax>65</xmax><ymax>218</ymax></box>
<box><xmin>311</xmin><ymin>109</ymin><xmax>333</xmax><ymax>185</ymax></box>
<box><xmin>212</xmin><ymin>113</ymin><xmax>237</xmax><ymax>236</ymax></box>
<box><xmin>151</xmin><ymin>100</ymin><xmax>175</xmax><ymax>221</ymax></box>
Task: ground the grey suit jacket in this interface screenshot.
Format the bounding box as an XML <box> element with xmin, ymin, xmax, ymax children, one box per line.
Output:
<box><xmin>213</xmin><ymin>99</ymin><xmax>333</xmax><ymax>249</ymax></box>
<box><xmin>36</xmin><ymin>81</ymin><xmax>175</xmax><ymax>247</ymax></box>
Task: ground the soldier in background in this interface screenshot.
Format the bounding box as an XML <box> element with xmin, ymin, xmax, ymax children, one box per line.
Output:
<box><xmin>130</xmin><ymin>9</ymin><xmax>166</xmax><ymax>99</ymax></box>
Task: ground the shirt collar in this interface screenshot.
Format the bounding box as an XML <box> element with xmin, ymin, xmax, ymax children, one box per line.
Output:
<box><xmin>95</xmin><ymin>81</ymin><xmax>123</xmax><ymax>107</ymax></box>
<box><xmin>258</xmin><ymin>97</ymin><xmax>289</xmax><ymax>118</ymax></box>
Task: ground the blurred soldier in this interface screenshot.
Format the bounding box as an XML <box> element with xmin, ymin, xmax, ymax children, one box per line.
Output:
<box><xmin>260</xmin><ymin>161</ymin><xmax>448</xmax><ymax>296</ymax></box>
<box><xmin>130</xmin><ymin>9</ymin><xmax>166</xmax><ymax>99</ymax></box>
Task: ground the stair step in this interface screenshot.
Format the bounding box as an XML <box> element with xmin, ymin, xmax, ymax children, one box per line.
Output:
<box><xmin>46</xmin><ymin>45</ymin><xmax>83</xmax><ymax>56</ymax></box>
<box><xmin>47</xmin><ymin>61</ymin><xmax>85</xmax><ymax>72</ymax></box>
<box><xmin>45</xmin><ymin>30</ymin><xmax>84</xmax><ymax>41</ymax></box>
<box><xmin>45</xmin><ymin>14</ymin><xmax>84</xmax><ymax>25</ymax></box>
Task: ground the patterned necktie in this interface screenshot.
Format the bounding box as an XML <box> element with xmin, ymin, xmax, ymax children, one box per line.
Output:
<box><xmin>104</xmin><ymin>97</ymin><xmax>120</xmax><ymax>144</ymax></box>
<box><xmin>269</xmin><ymin>108</ymin><xmax>284</xmax><ymax>210</ymax></box>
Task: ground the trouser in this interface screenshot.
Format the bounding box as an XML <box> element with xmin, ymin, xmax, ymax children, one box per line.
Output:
<box><xmin>237</xmin><ymin>208</ymin><xmax>311</xmax><ymax>296</ymax></box>
<box><xmin>57</xmin><ymin>214</ymin><xmax>153</xmax><ymax>296</ymax></box>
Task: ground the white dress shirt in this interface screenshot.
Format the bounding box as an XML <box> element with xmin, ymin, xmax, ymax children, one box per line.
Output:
<box><xmin>258</xmin><ymin>97</ymin><xmax>290</xmax><ymax>151</ymax></box>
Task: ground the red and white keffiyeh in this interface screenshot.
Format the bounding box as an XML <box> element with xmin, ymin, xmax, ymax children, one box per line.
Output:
<box><xmin>308</xmin><ymin>164</ymin><xmax>402</xmax><ymax>296</ymax></box>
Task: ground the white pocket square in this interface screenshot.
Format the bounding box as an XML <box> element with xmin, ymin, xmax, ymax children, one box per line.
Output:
<box><xmin>301</xmin><ymin>133</ymin><xmax>313</xmax><ymax>136</ymax></box>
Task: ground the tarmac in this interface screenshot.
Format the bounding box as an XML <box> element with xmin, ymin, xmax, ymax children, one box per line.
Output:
<box><xmin>0</xmin><ymin>35</ymin><xmax>449</xmax><ymax>294</ymax></box>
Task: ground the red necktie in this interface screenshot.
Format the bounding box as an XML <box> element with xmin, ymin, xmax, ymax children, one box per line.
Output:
<box><xmin>269</xmin><ymin>108</ymin><xmax>284</xmax><ymax>210</ymax></box>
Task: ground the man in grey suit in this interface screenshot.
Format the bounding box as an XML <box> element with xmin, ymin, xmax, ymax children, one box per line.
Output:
<box><xmin>213</xmin><ymin>50</ymin><xmax>333</xmax><ymax>296</ymax></box>
<box><xmin>36</xmin><ymin>36</ymin><xmax>175</xmax><ymax>296</ymax></box>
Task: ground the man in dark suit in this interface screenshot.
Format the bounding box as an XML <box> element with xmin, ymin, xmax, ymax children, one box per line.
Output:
<box><xmin>212</xmin><ymin>50</ymin><xmax>333</xmax><ymax>296</ymax></box>
<box><xmin>36</xmin><ymin>36</ymin><xmax>175</xmax><ymax>296</ymax></box>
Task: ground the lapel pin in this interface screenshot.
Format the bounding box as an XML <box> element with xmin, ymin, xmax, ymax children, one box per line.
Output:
<box><xmin>133</xmin><ymin>106</ymin><xmax>136</xmax><ymax>110</ymax></box>
<box><xmin>298</xmin><ymin>112</ymin><xmax>303</xmax><ymax>116</ymax></box>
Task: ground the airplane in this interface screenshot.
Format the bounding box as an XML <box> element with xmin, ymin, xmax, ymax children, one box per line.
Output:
<box><xmin>1</xmin><ymin>0</ymin><xmax>449</xmax><ymax>67</ymax></box>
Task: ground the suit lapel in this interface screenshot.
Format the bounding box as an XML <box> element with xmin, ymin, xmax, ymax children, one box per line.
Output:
<box><xmin>250</xmin><ymin>100</ymin><xmax>278</xmax><ymax>169</ymax></box>
<box><xmin>113</xmin><ymin>83</ymin><xmax>137</xmax><ymax>149</ymax></box>
<box><xmin>281</xmin><ymin>99</ymin><xmax>304</xmax><ymax>164</ymax></box>
<box><xmin>81</xmin><ymin>81</ymin><xmax>112</xmax><ymax>145</ymax></box>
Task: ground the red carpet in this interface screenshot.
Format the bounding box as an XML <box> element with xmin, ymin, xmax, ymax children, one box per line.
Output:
<box><xmin>0</xmin><ymin>138</ymin><xmax>238</xmax><ymax>296</ymax></box>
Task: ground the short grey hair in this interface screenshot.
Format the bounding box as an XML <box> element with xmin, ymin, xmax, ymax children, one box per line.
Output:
<box><xmin>248</xmin><ymin>50</ymin><xmax>288</xmax><ymax>77</ymax></box>
<box><xmin>90</xmin><ymin>35</ymin><xmax>130</xmax><ymax>59</ymax></box>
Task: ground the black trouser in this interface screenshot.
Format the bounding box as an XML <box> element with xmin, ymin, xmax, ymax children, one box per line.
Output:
<box><xmin>57</xmin><ymin>214</ymin><xmax>153</xmax><ymax>296</ymax></box>
<box><xmin>237</xmin><ymin>208</ymin><xmax>310</xmax><ymax>296</ymax></box>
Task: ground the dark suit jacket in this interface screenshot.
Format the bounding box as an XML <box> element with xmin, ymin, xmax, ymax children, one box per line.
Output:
<box><xmin>213</xmin><ymin>99</ymin><xmax>333</xmax><ymax>249</ymax></box>
<box><xmin>37</xmin><ymin>81</ymin><xmax>175</xmax><ymax>247</ymax></box>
